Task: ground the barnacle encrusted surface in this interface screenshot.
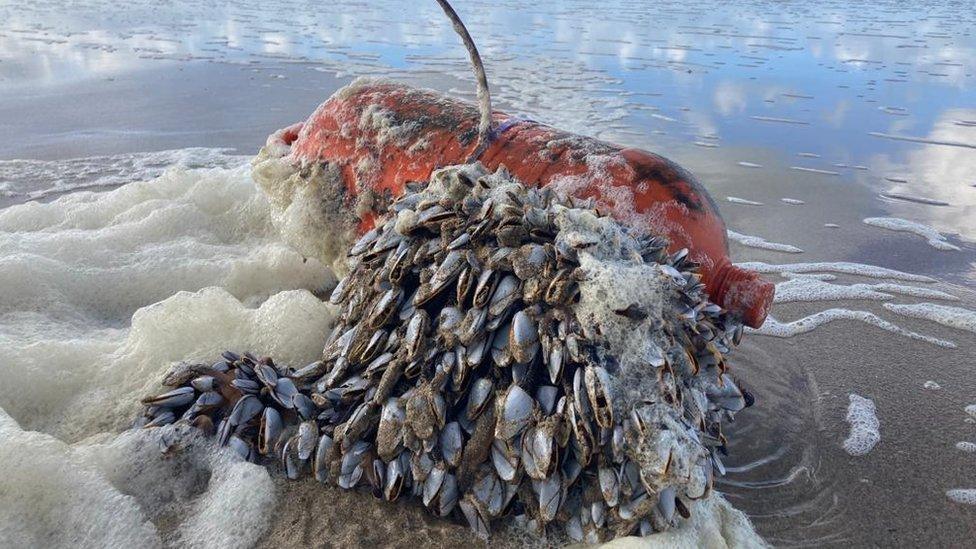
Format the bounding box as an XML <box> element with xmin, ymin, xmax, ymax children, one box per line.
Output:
<box><xmin>138</xmin><ymin>163</ymin><xmax>751</xmax><ymax>543</ymax></box>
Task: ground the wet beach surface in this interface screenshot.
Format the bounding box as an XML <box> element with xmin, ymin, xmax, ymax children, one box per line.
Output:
<box><xmin>1</xmin><ymin>0</ymin><xmax>975</xmax><ymax>547</ymax></box>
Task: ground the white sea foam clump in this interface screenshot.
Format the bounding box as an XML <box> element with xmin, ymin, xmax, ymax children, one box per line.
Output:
<box><xmin>773</xmin><ymin>275</ymin><xmax>958</xmax><ymax>304</ymax></box>
<box><xmin>946</xmin><ymin>489</ymin><xmax>976</xmax><ymax>505</ymax></box>
<box><xmin>843</xmin><ymin>394</ymin><xmax>880</xmax><ymax>456</ymax></box>
<box><xmin>0</xmin><ymin>148</ymin><xmax>244</xmax><ymax>200</ymax></box>
<box><xmin>603</xmin><ymin>494</ymin><xmax>770</xmax><ymax>549</ymax></box>
<box><xmin>738</xmin><ymin>261</ymin><xmax>936</xmax><ymax>282</ymax></box>
<box><xmin>883</xmin><ymin>303</ymin><xmax>976</xmax><ymax>334</ymax></box>
<box><xmin>862</xmin><ymin>217</ymin><xmax>960</xmax><ymax>251</ymax></box>
<box><xmin>251</xmin><ymin>136</ymin><xmax>362</xmax><ymax>275</ymax></box>
<box><xmin>556</xmin><ymin>203</ymin><xmax>668</xmax><ymax>377</ymax></box>
<box><xmin>0</xmin><ymin>409</ymin><xmax>275</xmax><ymax>548</ymax></box>
<box><xmin>0</xmin><ymin>162</ymin><xmax>339</xmax><ymax>546</ymax></box>
<box><xmin>751</xmin><ymin>310</ymin><xmax>955</xmax><ymax>348</ymax></box>
<box><xmin>956</xmin><ymin>441</ymin><xmax>976</xmax><ymax>453</ymax></box>
<box><xmin>727</xmin><ymin>230</ymin><xmax>803</xmax><ymax>253</ymax></box>
<box><xmin>0</xmin><ymin>409</ymin><xmax>161</xmax><ymax>548</ymax></box>
<box><xmin>0</xmin><ymin>164</ymin><xmax>332</xmax><ymax>332</ymax></box>
<box><xmin>0</xmin><ymin>165</ymin><xmax>337</xmax><ymax>441</ymax></box>
<box><xmin>966</xmin><ymin>405</ymin><xmax>976</xmax><ymax>420</ymax></box>
<box><xmin>726</xmin><ymin>196</ymin><xmax>764</xmax><ymax>206</ymax></box>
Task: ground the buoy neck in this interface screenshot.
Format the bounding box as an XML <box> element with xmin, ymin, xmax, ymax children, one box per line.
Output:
<box><xmin>711</xmin><ymin>261</ymin><xmax>774</xmax><ymax>329</ymax></box>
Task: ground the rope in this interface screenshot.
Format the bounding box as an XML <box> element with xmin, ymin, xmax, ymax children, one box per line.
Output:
<box><xmin>434</xmin><ymin>0</ymin><xmax>495</xmax><ymax>160</ymax></box>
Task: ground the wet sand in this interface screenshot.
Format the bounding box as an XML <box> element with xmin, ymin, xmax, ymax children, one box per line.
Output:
<box><xmin>257</xmin><ymin>480</ymin><xmax>479</xmax><ymax>549</ymax></box>
<box><xmin>0</xmin><ymin>62</ymin><xmax>349</xmax><ymax>160</ymax></box>
<box><xmin>729</xmin><ymin>302</ymin><xmax>976</xmax><ymax>546</ymax></box>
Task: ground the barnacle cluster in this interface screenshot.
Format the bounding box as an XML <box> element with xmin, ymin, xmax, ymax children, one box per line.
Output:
<box><xmin>138</xmin><ymin>163</ymin><xmax>752</xmax><ymax>543</ymax></box>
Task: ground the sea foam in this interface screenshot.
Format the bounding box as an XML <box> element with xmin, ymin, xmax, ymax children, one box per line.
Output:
<box><xmin>727</xmin><ymin>230</ymin><xmax>803</xmax><ymax>253</ymax></box>
<box><xmin>0</xmin><ymin>163</ymin><xmax>334</xmax><ymax>547</ymax></box>
<box><xmin>862</xmin><ymin>217</ymin><xmax>960</xmax><ymax>251</ymax></box>
<box><xmin>843</xmin><ymin>394</ymin><xmax>880</xmax><ymax>456</ymax></box>
<box><xmin>773</xmin><ymin>275</ymin><xmax>958</xmax><ymax>304</ymax></box>
<box><xmin>0</xmin><ymin>410</ymin><xmax>275</xmax><ymax>548</ymax></box>
<box><xmin>883</xmin><ymin>303</ymin><xmax>976</xmax><ymax>334</ymax></box>
<box><xmin>0</xmin><ymin>164</ymin><xmax>337</xmax><ymax>441</ymax></box>
<box><xmin>603</xmin><ymin>495</ymin><xmax>770</xmax><ymax>548</ymax></box>
<box><xmin>946</xmin><ymin>489</ymin><xmax>976</xmax><ymax>505</ymax></box>
<box><xmin>750</xmin><ymin>309</ymin><xmax>956</xmax><ymax>348</ymax></box>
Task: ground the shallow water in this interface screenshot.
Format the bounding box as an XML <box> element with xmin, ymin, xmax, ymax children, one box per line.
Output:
<box><xmin>1</xmin><ymin>0</ymin><xmax>975</xmax><ymax>547</ymax></box>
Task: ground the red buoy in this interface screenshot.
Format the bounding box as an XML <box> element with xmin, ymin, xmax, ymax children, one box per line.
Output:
<box><xmin>269</xmin><ymin>80</ymin><xmax>774</xmax><ymax>328</ymax></box>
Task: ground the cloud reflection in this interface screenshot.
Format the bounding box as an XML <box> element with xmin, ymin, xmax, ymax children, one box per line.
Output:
<box><xmin>870</xmin><ymin>108</ymin><xmax>976</xmax><ymax>241</ymax></box>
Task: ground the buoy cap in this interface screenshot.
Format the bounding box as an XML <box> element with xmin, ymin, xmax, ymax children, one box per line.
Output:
<box><xmin>714</xmin><ymin>265</ymin><xmax>775</xmax><ymax>329</ymax></box>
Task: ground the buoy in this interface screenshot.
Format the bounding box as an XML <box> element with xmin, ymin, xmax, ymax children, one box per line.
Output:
<box><xmin>267</xmin><ymin>80</ymin><xmax>774</xmax><ymax>328</ymax></box>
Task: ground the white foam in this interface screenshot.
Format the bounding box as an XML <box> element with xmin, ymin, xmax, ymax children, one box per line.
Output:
<box><xmin>0</xmin><ymin>409</ymin><xmax>160</xmax><ymax>548</ymax></box>
<box><xmin>251</xmin><ymin>146</ymin><xmax>359</xmax><ymax>273</ymax></box>
<box><xmin>0</xmin><ymin>148</ymin><xmax>244</xmax><ymax>200</ymax></box>
<box><xmin>726</xmin><ymin>196</ymin><xmax>764</xmax><ymax>206</ymax></box>
<box><xmin>0</xmin><ymin>164</ymin><xmax>337</xmax><ymax>441</ymax></box>
<box><xmin>601</xmin><ymin>494</ymin><xmax>769</xmax><ymax>548</ymax></box>
<box><xmin>883</xmin><ymin>303</ymin><xmax>976</xmax><ymax>334</ymax></box>
<box><xmin>774</xmin><ymin>276</ymin><xmax>958</xmax><ymax>304</ymax></box>
<box><xmin>870</xmin><ymin>285</ymin><xmax>958</xmax><ymax>300</ymax></box>
<box><xmin>843</xmin><ymin>394</ymin><xmax>880</xmax><ymax>456</ymax></box>
<box><xmin>0</xmin><ymin>409</ymin><xmax>274</xmax><ymax>548</ymax></box>
<box><xmin>0</xmin><ymin>164</ymin><xmax>332</xmax><ymax>327</ymax></box>
<box><xmin>863</xmin><ymin>217</ymin><xmax>960</xmax><ymax>251</ymax></box>
<box><xmin>774</xmin><ymin>277</ymin><xmax>889</xmax><ymax>303</ymax></box>
<box><xmin>750</xmin><ymin>309</ymin><xmax>955</xmax><ymax>348</ymax></box>
<box><xmin>923</xmin><ymin>381</ymin><xmax>942</xmax><ymax>390</ymax></box>
<box><xmin>0</xmin><ymin>161</ymin><xmax>341</xmax><ymax>546</ymax></box>
<box><xmin>554</xmin><ymin>203</ymin><xmax>670</xmax><ymax>403</ymax></box>
<box><xmin>727</xmin><ymin>230</ymin><xmax>803</xmax><ymax>253</ymax></box>
<box><xmin>966</xmin><ymin>405</ymin><xmax>976</xmax><ymax>420</ymax></box>
<box><xmin>946</xmin><ymin>489</ymin><xmax>976</xmax><ymax>505</ymax></box>
<box><xmin>955</xmin><ymin>441</ymin><xmax>976</xmax><ymax>453</ymax></box>
<box><xmin>736</xmin><ymin>161</ymin><xmax>763</xmax><ymax>168</ymax></box>
<box><xmin>357</xmin><ymin>103</ymin><xmax>422</xmax><ymax>147</ymax></box>
<box><xmin>785</xmin><ymin>273</ymin><xmax>837</xmax><ymax>281</ymax></box>
<box><xmin>737</xmin><ymin>261</ymin><xmax>936</xmax><ymax>282</ymax></box>
<box><xmin>5</xmin><ymin>285</ymin><xmax>337</xmax><ymax>442</ymax></box>
<box><xmin>780</xmin><ymin>198</ymin><xmax>805</xmax><ymax>205</ymax></box>
<box><xmin>174</xmin><ymin>438</ymin><xmax>276</xmax><ymax>548</ymax></box>
<box><xmin>526</xmin><ymin>152</ymin><xmax>657</xmax><ymax>239</ymax></box>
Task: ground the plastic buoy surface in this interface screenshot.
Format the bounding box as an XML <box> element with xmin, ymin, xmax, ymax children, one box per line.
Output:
<box><xmin>271</xmin><ymin>79</ymin><xmax>774</xmax><ymax>328</ymax></box>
